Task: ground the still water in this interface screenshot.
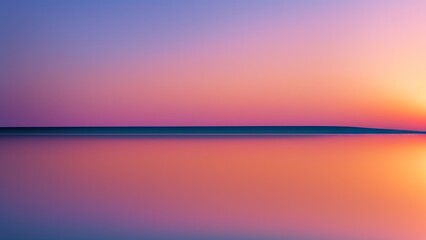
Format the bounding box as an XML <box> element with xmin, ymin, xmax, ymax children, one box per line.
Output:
<box><xmin>1</xmin><ymin>135</ymin><xmax>426</xmax><ymax>240</ymax></box>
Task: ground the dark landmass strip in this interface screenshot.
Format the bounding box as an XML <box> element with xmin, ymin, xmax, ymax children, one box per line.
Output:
<box><xmin>0</xmin><ymin>126</ymin><xmax>425</xmax><ymax>135</ymax></box>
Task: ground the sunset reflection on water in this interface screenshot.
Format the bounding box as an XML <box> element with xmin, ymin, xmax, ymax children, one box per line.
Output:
<box><xmin>1</xmin><ymin>135</ymin><xmax>426</xmax><ymax>240</ymax></box>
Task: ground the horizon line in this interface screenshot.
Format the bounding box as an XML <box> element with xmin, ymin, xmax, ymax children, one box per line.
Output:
<box><xmin>0</xmin><ymin>126</ymin><xmax>425</xmax><ymax>136</ymax></box>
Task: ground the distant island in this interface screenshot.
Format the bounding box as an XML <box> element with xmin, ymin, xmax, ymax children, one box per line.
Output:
<box><xmin>0</xmin><ymin>126</ymin><xmax>425</xmax><ymax>135</ymax></box>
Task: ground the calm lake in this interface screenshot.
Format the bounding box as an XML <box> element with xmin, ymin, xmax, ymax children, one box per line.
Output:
<box><xmin>1</xmin><ymin>135</ymin><xmax>426</xmax><ymax>240</ymax></box>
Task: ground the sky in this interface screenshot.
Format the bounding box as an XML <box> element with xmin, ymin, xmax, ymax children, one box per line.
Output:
<box><xmin>1</xmin><ymin>0</ymin><xmax>426</xmax><ymax>129</ymax></box>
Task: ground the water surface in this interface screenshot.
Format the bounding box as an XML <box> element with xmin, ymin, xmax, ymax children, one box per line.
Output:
<box><xmin>1</xmin><ymin>135</ymin><xmax>426</xmax><ymax>240</ymax></box>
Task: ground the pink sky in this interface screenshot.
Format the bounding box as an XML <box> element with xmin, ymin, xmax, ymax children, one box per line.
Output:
<box><xmin>1</xmin><ymin>1</ymin><xmax>426</xmax><ymax>129</ymax></box>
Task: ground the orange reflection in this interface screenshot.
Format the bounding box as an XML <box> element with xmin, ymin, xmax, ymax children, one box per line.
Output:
<box><xmin>0</xmin><ymin>136</ymin><xmax>426</xmax><ymax>239</ymax></box>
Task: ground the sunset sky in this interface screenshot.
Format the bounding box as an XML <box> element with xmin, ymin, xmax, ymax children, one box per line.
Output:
<box><xmin>1</xmin><ymin>0</ymin><xmax>426</xmax><ymax>129</ymax></box>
